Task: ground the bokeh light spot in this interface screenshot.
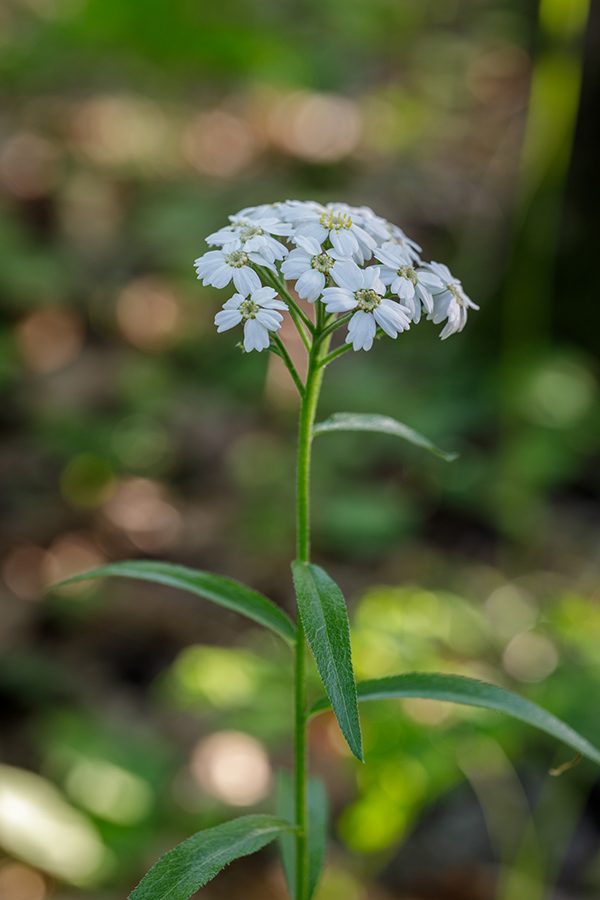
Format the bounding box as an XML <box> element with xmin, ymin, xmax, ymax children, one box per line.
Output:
<box><xmin>102</xmin><ymin>478</ymin><xmax>182</xmax><ymax>551</ymax></box>
<box><xmin>60</xmin><ymin>453</ymin><xmax>115</xmax><ymax>508</ymax></box>
<box><xmin>0</xmin><ymin>132</ymin><xmax>61</xmax><ymax>199</ymax></box>
<box><xmin>502</xmin><ymin>631</ymin><xmax>559</xmax><ymax>682</ymax></box>
<box><xmin>521</xmin><ymin>359</ymin><xmax>596</xmax><ymax>428</ymax></box>
<box><xmin>268</xmin><ymin>91</ymin><xmax>362</xmax><ymax>162</ymax></box>
<box><xmin>116</xmin><ymin>277</ymin><xmax>181</xmax><ymax>351</ymax></box>
<box><xmin>65</xmin><ymin>757</ymin><xmax>153</xmax><ymax>826</ymax></box>
<box><xmin>485</xmin><ymin>584</ymin><xmax>538</xmax><ymax>639</ymax></box>
<box><xmin>42</xmin><ymin>533</ymin><xmax>105</xmax><ymax>595</ymax></box>
<box><xmin>16</xmin><ymin>308</ymin><xmax>84</xmax><ymax>374</ymax></box>
<box><xmin>183</xmin><ymin>110</ymin><xmax>258</xmax><ymax>178</ymax></box>
<box><xmin>338</xmin><ymin>789</ymin><xmax>407</xmax><ymax>853</ymax></box>
<box><xmin>171</xmin><ymin>646</ymin><xmax>259</xmax><ymax>708</ymax></box>
<box><xmin>0</xmin><ymin>862</ymin><xmax>46</xmax><ymax>900</ymax></box>
<box><xmin>0</xmin><ymin>765</ymin><xmax>105</xmax><ymax>885</ymax></box>
<box><xmin>190</xmin><ymin>731</ymin><xmax>272</xmax><ymax>806</ymax></box>
<box><xmin>2</xmin><ymin>544</ymin><xmax>47</xmax><ymax>601</ymax></box>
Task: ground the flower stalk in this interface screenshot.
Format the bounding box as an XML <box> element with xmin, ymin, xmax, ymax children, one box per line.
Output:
<box><xmin>191</xmin><ymin>198</ymin><xmax>478</xmax><ymax>900</ymax></box>
<box><xmin>294</xmin><ymin>327</ymin><xmax>329</xmax><ymax>900</ymax></box>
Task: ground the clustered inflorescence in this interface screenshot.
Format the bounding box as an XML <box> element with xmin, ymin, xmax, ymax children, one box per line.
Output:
<box><xmin>194</xmin><ymin>200</ymin><xmax>478</xmax><ymax>353</ymax></box>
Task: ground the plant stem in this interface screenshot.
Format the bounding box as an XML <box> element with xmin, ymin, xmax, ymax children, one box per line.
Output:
<box><xmin>318</xmin><ymin>342</ymin><xmax>353</xmax><ymax>367</ymax></box>
<box><xmin>294</xmin><ymin>330</ymin><xmax>328</xmax><ymax>900</ymax></box>
<box><xmin>270</xmin><ymin>334</ymin><xmax>305</xmax><ymax>397</ymax></box>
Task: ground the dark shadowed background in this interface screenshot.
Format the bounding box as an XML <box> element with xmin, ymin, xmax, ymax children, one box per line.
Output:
<box><xmin>1</xmin><ymin>0</ymin><xmax>600</xmax><ymax>898</ymax></box>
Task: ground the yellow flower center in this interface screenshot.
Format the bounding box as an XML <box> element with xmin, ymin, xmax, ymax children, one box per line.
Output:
<box><xmin>225</xmin><ymin>250</ymin><xmax>249</xmax><ymax>268</ymax></box>
<box><xmin>311</xmin><ymin>253</ymin><xmax>334</xmax><ymax>273</ymax></box>
<box><xmin>239</xmin><ymin>225</ymin><xmax>263</xmax><ymax>241</ymax></box>
<box><xmin>319</xmin><ymin>211</ymin><xmax>352</xmax><ymax>231</ymax></box>
<box><xmin>238</xmin><ymin>299</ymin><xmax>260</xmax><ymax>319</ymax></box>
<box><xmin>397</xmin><ymin>265</ymin><xmax>417</xmax><ymax>285</ymax></box>
<box><xmin>355</xmin><ymin>289</ymin><xmax>380</xmax><ymax>312</ymax></box>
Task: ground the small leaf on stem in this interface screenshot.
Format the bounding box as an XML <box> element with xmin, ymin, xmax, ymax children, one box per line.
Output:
<box><xmin>51</xmin><ymin>560</ymin><xmax>296</xmax><ymax>644</ymax></box>
<box><xmin>310</xmin><ymin>672</ymin><xmax>600</xmax><ymax>767</ymax></box>
<box><xmin>129</xmin><ymin>815</ymin><xmax>293</xmax><ymax>900</ymax></box>
<box><xmin>313</xmin><ymin>412</ymin><xmax>458</xmax><ymax>461</ymax></box>
<box><xmin>292</xmin><ymin>561</ymin><xmax>363</xmax><ymax>761</ymax></box>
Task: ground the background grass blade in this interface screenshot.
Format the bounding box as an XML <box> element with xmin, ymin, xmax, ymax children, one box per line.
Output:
<box><xmin>292</xmin><ymin>561</ymin><xmax>363</xmax><ymax>761</ymax></box>
<box><xmin>129</xmin><ymin>815</ymin><xmax>293</xmax><ymax>900</ymax></box>
<box><xmin>276</xmin><ymin>773</ymin><xmax>328</xmax><ymax>900</ymax></box>
<box><xmin>313</xmin><ymin>412</ymin><xmax>458</xmax><ymax>461</ymax></box>
<box><xmin>52</xmin><ymin>561</ymin><xmax>296</xmax><ymax>644</ymax></box>
<box><xmin>311</xmin><ymin>672</ymin><xmax>600</xmax><ymax>766</ymax></box>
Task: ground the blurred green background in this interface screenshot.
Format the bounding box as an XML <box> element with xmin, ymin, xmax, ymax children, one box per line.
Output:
<box><xmin>1</xmin><ymin>0</ymin><xmax>600</xmax><ymax>898</ymax></box>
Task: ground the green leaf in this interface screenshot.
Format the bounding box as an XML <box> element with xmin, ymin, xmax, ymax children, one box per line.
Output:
<box><xmin>276</xmin><ymin>772</ymin><xmax>328</xmax><ymax>900</ymax></box>
<box><xmin>313</xmin><ymin>412</ymin><xmax>458</xmax><ymax>461</ymax></box>
<box><xmin>129</xmin><ymin>815</ymin><xmax>293</xmax><ymax>900</ymax></box>
<box><xmin>311</xmin><ymin>673</ymin><xmax>600</xmax><ymax>766</ymax></box>
<box><xmin>52</xmin><ymin>561</ymin><xmax>296</xmax><ymax>644</ymax></box>
<box><xmin>292</xmin><ymin>561</ymin><xmax>363</xmax><ymax>761</ymax></box>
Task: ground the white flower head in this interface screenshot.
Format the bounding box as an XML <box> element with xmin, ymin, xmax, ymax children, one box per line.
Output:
<box><xmin>280</xmin><ymin>235</ymin><xmax>343</xmax><ymax>303</ymax></box>
<box><xmin>214</xmin><ymin>287</ymin><xmax>288</xmax><ymax>352</ymax></box>
<box><xmin>194</xmin><ymin>244</ymin><xmax>262</xmax><ymax>295</ymax></box>
<box><xmin>426</xmin><ymin>261</ymin><xmax>479</xmax><ymax>339</ymax></box>
<box><xmin>293</xmin><ymin>203</ymin><xmax>377</xmax><ymax>263</ymax></box>
<box><xmin>375</xmin><ymin>242</ymin><xmax>443</xmax><ymax>323</ymax></box>
<box><xmin>322</xmin><ymin>259</ymin><xmax>411</xmax><ymax>351</ymax></box>
<box><xmin>205</xmin><ymin>215</ymin><xmax>291</xmax><ymax>266</ymax></box>
<box><xmin>196</xmin><ymin>199</ymin><xmax>477</xmax><ymax>355</ymax></box>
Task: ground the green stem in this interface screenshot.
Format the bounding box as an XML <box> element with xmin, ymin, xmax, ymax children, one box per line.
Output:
<box><xmin>270</xmin><ymin>334</ymin><xmax>305</xmax><ymax>397</ymax></box>
<box><xmin>314</xmin><ymin>312</ymin><xmax>352</xmax><ymax>345</ymax></box>
<box><xmin>294</xmin><ymin>330</ymin><xmax>328</xmax><ymax>900</ymax></box>
<box><xmin>319</xmin><ymin>342</ymin><xmax>353</xmax><ymax>367</ymax></box>
<box><xmin>258</xmin><ymin>266</ymin><xmax>314</xmax><ymax>349</ymax></box>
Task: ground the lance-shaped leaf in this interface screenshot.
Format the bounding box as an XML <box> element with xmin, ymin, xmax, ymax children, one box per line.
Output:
<box><xmin>129</xmin><ymin>815</ymin><xmax>293</xmax><ymax>900</ymax></box>
<box><xmin>276</xmin><ymin>772</ymin><xmax>328</xmax><ymax>900</ymax></box>
<box><xmin>313</xmin><ymin>412</ymin><xmax>457</xmax><ymax>461</ymax></box>
<box><xmin>310</xmin><ymin>673</ymin><xmax>600</xmax><ymax>766</ymax></box>
<box><xmin>292</xmin><ymin>561</ymin><xmax>362</xmax><ymax>761</ymax></box>
<box><xmin>52</xmin><ymin>561</ymin><xmax>295</xmax><ymax>644</ymax></box>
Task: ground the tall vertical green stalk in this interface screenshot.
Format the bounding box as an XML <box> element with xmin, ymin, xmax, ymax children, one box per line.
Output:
<box><xmin>294</xmin><ymin>325</ymin><xmax>328</xmax><ymax>900</ymax></box>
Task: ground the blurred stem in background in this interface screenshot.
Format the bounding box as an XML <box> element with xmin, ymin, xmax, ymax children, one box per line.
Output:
<box><xmin>503</xmin><ymin>0</ymin><xmax>590</xmax><ymax>356</ymax></box>
<box><xmin>496</xmin><ymin>0</ymin><xmax>591</xmax><ymax>537</ymax></box>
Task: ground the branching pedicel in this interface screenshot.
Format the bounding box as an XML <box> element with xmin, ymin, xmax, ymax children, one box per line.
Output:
<box><xmin>57</xmin><ymin>201</ymin><xmax>600</xmax><ymax>900</ymax></box>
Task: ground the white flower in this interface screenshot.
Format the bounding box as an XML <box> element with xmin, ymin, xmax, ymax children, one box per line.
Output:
<box><xmin>292</xmin><ymin>204</ymin><xmax>377</xmax><ymax>262</ymax></box>
<box><xmin>280</xmin><ymin>236</ymin><xmax>341</xmax><ymax>302</ymax></box>
<box><xmin>194</xmin><ymin>245</ymin><xmax>262</xmax><ymax>295</ymax></box>
<box><xmin>205</xmin><ymin>215</ymin><xmax>291</xmax><ymax>265</ymax></box>
<box><xmin>426</xmin><ymin>262</ymin><xmax>479</xmax><ymax>339</ymax></box>
<box><xmin>322</xmin><ymin>259</ymin><xmax>411</xmax><ymax>351</ymax></box>
<box><xmin>375</xmin><ymin>242</ymin><xmax>443</xmax><ymax>323</ymax></box>
<box><xmin>214</xmin><ymin>287</ymin><xmax>288</xmax><ymax>352</ymax></box>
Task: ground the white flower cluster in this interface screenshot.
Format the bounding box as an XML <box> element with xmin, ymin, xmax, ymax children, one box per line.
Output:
<box><xmin>194</xmin><ymin>201</ymin><xmax>478</xmax><ymax>352</ymax></box>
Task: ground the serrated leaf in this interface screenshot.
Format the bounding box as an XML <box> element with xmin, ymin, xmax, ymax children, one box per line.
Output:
<box><xmin>310</xmin><ymin>672</ymin><xmax>600</xmax><ymax>766</ymax></box>
<box><xmin>276</xmin><ymin>772</ymin><xmax>328</xmax><ymax>900</ymax></box>
<box><xmin>52</xmin><ymin>561</ymin><xmax>295</xmax><ymax>644</ymax></box>
<box><xmin>313</xmin><ymin>412</ymin><xmax>457</xmax><ymax>461</ymax></box>
<box><xmin>129</xmin><ymin>815</ymin><xmax>293</xmax><ymax>900</ymax></box>
<box><xmin>292</xmin><ymin>561</ymin><xmax>362</xmax><ymax>761</ymax></box>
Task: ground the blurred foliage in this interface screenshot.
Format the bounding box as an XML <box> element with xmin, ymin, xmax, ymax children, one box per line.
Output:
<box><xmin>1</xmin><ymin>0</ymin><xmax>600</xmax><ymax>898</ymax></box>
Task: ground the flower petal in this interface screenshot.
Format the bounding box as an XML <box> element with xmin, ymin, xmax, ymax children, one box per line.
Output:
<box><xmin>243</xmin><ymin>318</ymin><xmax>270</xmax><ymax>352</ymax></box>
<box><xmin>214</xmin><ymin>309</ymin><xmax>243</xmax><ymax>331</ymax></box>
<box><xmin>330</xmin><ymin>259</ymin><xmax>363</xmax><ymax>292</ymax></box>
<box><xmin>322</xmin><ymin>287</ymin><xmax>357</xmax><ymax>313</ymax></box>
<box><xmin>346</xmin><ymin>310</ymin><xmax>376</xmax><ymax>351</ymax></box>
<box><xmin>233</xmin><ymin>266</ymin><xmax>261</xmax><ymax>295</ymax></box>
<box><xmin>296</xmin><ymin>269</ymin><xmax>325</xmax><ymax>303</ymax></box>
